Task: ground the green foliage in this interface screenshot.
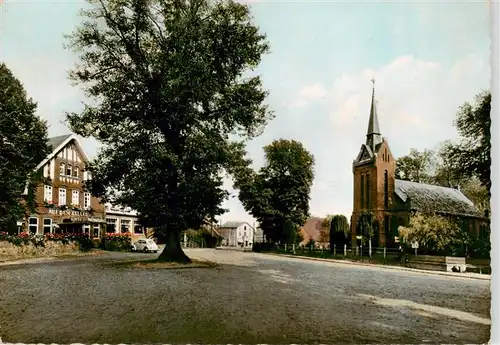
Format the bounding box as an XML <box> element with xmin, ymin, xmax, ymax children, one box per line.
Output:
<box><xmin>329</xmin><ymin>214</ymin><xmax>349</xmax><ymax>249</ymax></box>
<box><xmin>102</xmin><ymin>233</ymin><xmax>132</xmax><ymax>251</ymax></box>
<box><xmin>0</xmin><ymin>64</ymin><xmax>51</xmax><ymax>232</ymax></box>
<box><xmin>356</xmin><ymin>212</ymin><xmax>374</xmax><ymax>241</ymax></box>
<box><xmin>443</xmin><ymin>91</ymin><xmax>491</xmax><ymax>195</ymax></box>
<box><xmin>398</xmin><ymin>212</ymin><xmax>468</xmax><ymax>255</ymax></box>
<box><xmin>331</xmin><ymin>214</ymin><xmax>349</xmax><ymax>234</ymax></box>
<box><xmin>184</xmin><ymin>228</ymin><xmax>220</xmax><ymax>248</ymax></box>
<box><xmin>64</xmin><ymin>0</ymin><xmax>272</xmax><ymax>261</ymax></box>
<box><xmin>395</xmin><ymin>148</ymin><xmax>435</xmax><ymax>183</ymax></box>
<box><xmin>283</xmin><ymin>219</ymin><xmax>301</xmax><ymax>244</ymax></box>
<box><xmin>235</xmin><ymin>139</ymin><xmax>315</xmax><ymax>243</ymax></box>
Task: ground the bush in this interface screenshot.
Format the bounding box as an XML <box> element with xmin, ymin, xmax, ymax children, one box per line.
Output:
<box><xmin>102</xmin><ymin>233</ymin><xmax>132</xmax><ymax>251</ymax></box>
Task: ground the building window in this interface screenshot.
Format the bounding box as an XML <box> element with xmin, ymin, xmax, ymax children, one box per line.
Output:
<box><xmin>43</xmin><ymin>218</ymin><xmax>52</xmax><ymax>234</ymax></box>
<box><xmin>73</xmin><ymin>167</ymin><xmax>79</xmax><ymax>178</ymax></box>
<box><xmin>365</xmin><ymin>174</ymin><xmax>370</xmax><ymax>209</ymax></box>
<box><xmin>134</xmin><ymin>223</ymin><xmax>143</xmax><ymax>234</ymax></box>
<box><xmin>121</xmin><ymin>219</ymin><xmax>131</xmax><ymax>233</ymax></box>
<box><xmin>84</xmin><ymin>192</ymin><xmax>91</xmax><ymax>209</ymax></box>
<box><xmin>385</xmin><ymin>148</ymin><xmax>388</xmax><ymax>162</ymax></box>
<box><xmin>106</xmin><ymin>218</ymin><xmax>117</xmax><ymax>233</ymax></box>
<box><xmin>29</xmin><ymin>217</ymin><xmax>38</xmax><ymax>234</ymax></box>
<box><xmin>83</xmin><ymin>224</ymin><xmax>90</xmax><ymax>234</ymax></box>
<box><xmin>66</xmin><ymin>164</ymin><xmax>72</xmax><ymax>176</ymax></box>
<box><xmin>384</xmin><ymin>170</ymin><xmax>389</xmax><ymax>208</ymax></box>
<box><xmin>44</xmin><ymin>185</ymin><xmax>53</xmax><ymax>202</ymax></box>
<box><xmin>93</xmin><ymin>225</ymin><xmax>100</xmax><ymax>237</ymax></box>
<box><xmin>60</xmin><ymin>163</ymin><xmax>65</xmax><ymax>175</ymax></box>
<box><xmin>360</xmin><ymin>174</ymin><xmax>365</xmax><ymax>209</ymax></box>
<box><xmin>58</xmin><ymin>188</ymin><xmax>67</xmax><ymax>206</ymax></box>
<box><xmin>72</xmin><ymin>190</ymin><xmax>80</xmax><ymax>206</ymax></box>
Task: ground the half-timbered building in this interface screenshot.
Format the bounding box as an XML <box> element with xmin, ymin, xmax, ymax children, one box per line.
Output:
<box><xmin>22</xmin><ymin>134</ymin><xmax>106</xmax><ymax>237</ymax></box>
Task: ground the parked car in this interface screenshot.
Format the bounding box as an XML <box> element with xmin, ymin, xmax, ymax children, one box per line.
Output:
<box><xmin>131</xmin><ymin>239</ymin><xmax>159</xmax><ymax>253</ymax></box>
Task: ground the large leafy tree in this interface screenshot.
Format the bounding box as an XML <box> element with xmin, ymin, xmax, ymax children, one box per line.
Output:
<box><xmin>444</xmin><ymin>90</ymin><xmax>491</xmax><ymax>195</ymax></box>
<box><xmin>65</xmin><ymin>0</ymin><xmax>272</xmax><ymax>262</ymax></box>
<box><xmin>0</xmin><ymin>63</ymin><xmax>51</xmax><ymax>233</ymax></box>
<box><xmin>235</xmin><ymin>139</ymin><xmax>314</xmax><ymax>243</ymax></box>
<box><xmin>395</xmin><ymin>148</ymin><xmax>435</xmax><ymax>183</ymax></box>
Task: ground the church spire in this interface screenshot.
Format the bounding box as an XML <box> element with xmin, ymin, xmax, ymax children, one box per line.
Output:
<box><xmin>366</xmin><ymin>77</ymin><xmax>383</xmax><ymax>151</ymax></box>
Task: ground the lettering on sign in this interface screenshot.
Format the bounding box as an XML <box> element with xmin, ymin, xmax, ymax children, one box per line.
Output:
<box><xmin>48</xmin><ymin>209</ymin><xmax>90</xmax><ymax>217</ymax></box>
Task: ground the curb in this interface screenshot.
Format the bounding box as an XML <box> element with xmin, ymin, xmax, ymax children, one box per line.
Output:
<box><xmin>264</xmin><ymin>253</ymin><xmax>490</xmax><ymax>281</ymax></box>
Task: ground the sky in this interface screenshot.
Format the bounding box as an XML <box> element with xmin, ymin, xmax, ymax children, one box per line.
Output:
<box><xmin>0</xmin><ymin>0</ymin><xmax>491</xmax><ymax>225</ymax></box>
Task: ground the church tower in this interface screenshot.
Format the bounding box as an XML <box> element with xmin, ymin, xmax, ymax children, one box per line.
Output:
<box><xmin>350</xmin><ymin>79</ymin><xmax>396</xmax><ymax>248</ymax></box>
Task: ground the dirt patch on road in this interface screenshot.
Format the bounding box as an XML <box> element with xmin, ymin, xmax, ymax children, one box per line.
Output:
<box><xmin>108</xmin><ymin>258</ymin><xmax>218</xmax><ymax>269</ymax></box>
<box><xmin>0</xmin><ymin>249</ymin><xmax>106</xmax><ymax>266</ymax></box>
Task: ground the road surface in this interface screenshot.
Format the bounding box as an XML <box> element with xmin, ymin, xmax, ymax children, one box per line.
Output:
<box><xmin>0</xmin><ymin>249</ymin><xmax>490</xmax><ymax>344</ymax></box>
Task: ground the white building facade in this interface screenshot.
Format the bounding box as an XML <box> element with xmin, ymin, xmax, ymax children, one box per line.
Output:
<box><xmin>219</xmin><ymin>221</ymin><xmax>255</xmax><ymax>248</ymax></box>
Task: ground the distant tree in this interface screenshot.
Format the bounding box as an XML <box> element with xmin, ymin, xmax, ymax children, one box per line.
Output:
<box><xmin>65</xmin><ymin>0</ymin><xmax>272</xmax><ymax>262</ymax></box>
<box><xmin>0</xmin><ymin>63</ymin><xmax>51</xmax><ymax>233</ymax></box>
<box><xmin>319</xmin><ymin>214</ymin><xmax>333</xmax><ymax>243</ymax></box>
<box><xmin>329</xmin><ymin>214</ymin><xmax>349</xmax><ymax>250</ymax></box>
<box><xmin>235</xmin><ymin>139</ymin><xmax>315</xmax><ymax>243</ymax></box>
<box><xmin>444</xmin><ymin>91</ymin><xmax>491</xmax><ymax>195</ymax></box>
<box><xmin>395</xmin><ymin>148</ymin><xmax>435</xmax><ymax>183</ymax></box>
<box><xmin>398</xmin><ymin>212</ymin><xmax>468</xmax><ymax>255</ymax></box>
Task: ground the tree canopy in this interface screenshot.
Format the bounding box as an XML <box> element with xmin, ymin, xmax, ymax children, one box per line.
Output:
<box><xmin>235</xmin><ymin>139</ymin><xmax>314</xmax><ymax>243</ymax></box>
<box><xmin>398</xmin><ymin>212</ymin><xmax>468</xmax><ymax>255</ymax></box>
<box><xmin>65</xmin><ymin>0</ymin><xmax>272</xmax><ymax>261</ymax></box>
<box><xmin>395</xmin><ymin>148</ymin><xmax>435</xmax><ymax>184</ymax></box>
<box><xmin>444</xmin><ymin>90</ymin><xmax>491</xmax><ymax>195</ymax></box>
<box><xmin>0</xmin><ymin>63</ymin><xmax>51</xmax><ymax>233</ymax></box>
<box><xmin>329</xmin><ymin>214</ymin><xmax>349</xmax><ymax>249</ymax></box>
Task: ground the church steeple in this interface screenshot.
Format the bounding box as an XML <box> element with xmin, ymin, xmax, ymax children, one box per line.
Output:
<box><xmin>366</xmin><ymin>77</ymin><xmax>383</xmax><ymax>151</ymax></box>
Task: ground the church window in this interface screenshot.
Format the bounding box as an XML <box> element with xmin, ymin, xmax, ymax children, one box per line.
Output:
<box><xmin>366</xmin><ymin>174</ymin><xmax>370</xmax><ymax>209</ymax></box>
<box><xmin>384</xmin><ymin>170</ymin><xmax>389</xmax><ymax>208</ymax></box>
<box><xmin>361</xmin><ymin>174</ymin><xmax>365</xmax><ymax>208</ymax></box>
<box><xmin>385</xmin><ymin>148</ymin><xmax>388</xmax><ymax>162</ymax></box>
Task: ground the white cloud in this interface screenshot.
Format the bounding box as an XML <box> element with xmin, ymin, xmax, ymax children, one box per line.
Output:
<box><xmin>285</xmin><ymin>82</ymin><xmax>327</xmax><ymax>108</ymax></box>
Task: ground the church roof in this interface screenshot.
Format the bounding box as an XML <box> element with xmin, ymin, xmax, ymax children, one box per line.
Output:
<box><xmin>394</xmin><ymin>179</ymin><xmax>482</xmax><ymax>217</ymax></box>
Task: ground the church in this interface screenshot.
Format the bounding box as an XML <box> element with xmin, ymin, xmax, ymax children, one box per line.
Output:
<box><xmin>350</xmin><ymin>80</ymin><xmax>488</xmax><ymax>248</ymax></box>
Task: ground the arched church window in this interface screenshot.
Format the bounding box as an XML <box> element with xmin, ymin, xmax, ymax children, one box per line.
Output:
<box><xmin>384</xmin><ymin>170</ymin><xmax>389</xmax><ymax>208</ymax></box>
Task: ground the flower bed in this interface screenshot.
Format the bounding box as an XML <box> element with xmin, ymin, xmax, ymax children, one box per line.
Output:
<box><xmin>101</xmin><ymin>232</ymin><xmax>132</xmax><ymax>251</ymax></box>
<box><xmin>0</xmin><ymin>232</ymin><xmax>95</xmax><ymax>251</ymax></box>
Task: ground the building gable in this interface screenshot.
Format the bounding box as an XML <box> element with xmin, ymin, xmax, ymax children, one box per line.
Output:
<box><xmin>36</xmin><ymin>134</ymin><xmax>90</xmax><ymax>173</ymax></box>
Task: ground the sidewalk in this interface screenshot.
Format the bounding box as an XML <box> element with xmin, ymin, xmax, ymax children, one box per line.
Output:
<box><xmin>264</xmin><ymin>253</ymin><xmax>490</xmax><ymax>281</ymax></box>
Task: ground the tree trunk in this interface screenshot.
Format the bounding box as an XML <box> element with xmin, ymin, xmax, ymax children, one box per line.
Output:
<box><xmin>157</xmin><ymin>229</ymin><xmax>191</xmax><ymax>263</ymax></box>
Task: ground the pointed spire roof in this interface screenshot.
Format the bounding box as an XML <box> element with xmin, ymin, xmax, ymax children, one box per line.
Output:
<box><xmin>366</xmin><ymin>77</ymin><xmax>383</xmax><ymax>151</ymax></box>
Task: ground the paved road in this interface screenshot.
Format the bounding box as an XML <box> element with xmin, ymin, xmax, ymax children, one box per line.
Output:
<box><xmin>0</xmin><ymin>249</ymin><xmax>490</xmax><ymax>344</ymax></box>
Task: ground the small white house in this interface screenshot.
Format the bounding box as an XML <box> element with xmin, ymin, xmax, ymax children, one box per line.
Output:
<box><xmin>218</xmin><ymin>221</ymin><xmax>255</xmax><ymax>248</ymax></box>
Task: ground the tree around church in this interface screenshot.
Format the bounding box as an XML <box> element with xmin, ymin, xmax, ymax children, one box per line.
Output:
<box><xmin>444</xmin><ymin>90</ymin><xmax>491</xmax><ymax>196</ymax></box>
<box><xmin>0</xmin><ymin>63</ymin><xmax>51</xmax><ymax>233</ymax></box>
<box><xmin>398</xmin><ymin>212</ymin><xmax>468</xmax><ymax>255</ymax></box>
<box><xmin>329</xmin><ymin>214</ymin><xmax>349</xmax><ymax>251</ymax></box>
<box><xmin>65</xmin><ymin>0</ymin><xmax>272</xmax><ymax>262</ymax></box>
<box><xmin>235</xmin><ymin>139</ymin><xmax>314</xmax><ymax>243</ymax></box>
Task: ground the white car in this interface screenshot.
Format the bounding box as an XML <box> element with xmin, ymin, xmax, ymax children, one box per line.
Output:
<box><xmin>131</xmin><ymin>239</ymin><xmax>159</xmax><ymax>253</ymax></box>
